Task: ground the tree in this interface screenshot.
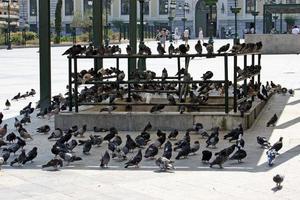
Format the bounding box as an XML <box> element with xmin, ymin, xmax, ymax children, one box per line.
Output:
<box><xmin>54</xmin><ymin>0</ymin><xmax>62</xmax><ymax>43</ymax></box>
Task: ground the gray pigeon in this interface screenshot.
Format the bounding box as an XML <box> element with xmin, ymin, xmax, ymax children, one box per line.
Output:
<box><xmin>42</xmin><ymin>158</ymin><xmax>63</xmax><ymax>170</ymax></box>
<box><xmin>10</xmin><ymin>149</ymin><xmax>26</xmax><ymax>166</ymax></box>
<box><xmin>124</xmin><ymin>149</ymin><xmax>142</xmax><ymax>168</ymax></box>
<box><xmin>155</xmin><ymin>157</ymin><xmax>174</xmax><ymax>171</ymax></box>
<box><xmin>83</xmin><ymin>140</ymin><xmax>93</xmax><ymax>155</ymax></box>
<box><xmin>273</xmin><ymin>174</ymin><xmax>284</xmax><ymax>188</ymax></box>
<box><xmin>100</xmin><ymin>151</ymin><xmax>110</xmax><ymax>168</ymax></box>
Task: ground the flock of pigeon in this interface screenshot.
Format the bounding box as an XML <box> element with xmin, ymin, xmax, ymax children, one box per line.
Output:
<box><xmin>62</xmin><ymin>40</ymin><xmax>262</xmax><ymax>58</ymax></box>
<box><xmin>0</xmin><ymin>106</ymin><xmax>283</xmax><ymax>172</ymax></box>
<box><xmin>4</xmin><ymin>89</ymin><xmax>36</xmax><ymax>110</ymax></box>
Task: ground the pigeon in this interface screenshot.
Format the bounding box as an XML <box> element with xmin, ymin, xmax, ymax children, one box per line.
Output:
<box><xmin>23</xmin><ymin>147</ymin><xmax>38</xmax><ymax>164</ymax></box>
<box><xmin>11</xmin><ymin>92</ymin><xmax>21</xmax><ymax>101</ymax></box>
<box><xmin>59</xmin><ymin>152</ymin><xmax>82</xmax><ymax>165</ymax></box>
<box><xmin>111</xmin><ymin>135</ymin><xmax>122</xmax><ymax>146</ymax></box>
<box><xmin>74</xmin><ymin>124</ymin><xmax>87</xmax><ymax>137</ymax></box>
<box><xmin>18</xmin><ymin>129</ymin><xmax>33</xmax><ymax>140</ymax></box>
<box><xmin>6</xmin><ymin>132</ymin><xmax>16</xmax><ymax>143</ymax></box>
<box><xmin>20</xmin><ymin>114</ymin><xmax>31</xmax><ymax>125</ymax></box>
<box><xmin>189</xmin><ymin>141</ymin><xmax>200</xmax><ymax>155</ymax></box>
<box><xmin>103</xmin><ymin>127</ymin><xmax>118</xmax><ymax>141</ymax></box>
<box><xmin>215</xmin><ymin>144</ymin><xmax>236</xmax><ymax>157</ymax></box>
<box><xmin>93</xmin><ymin>127</ymin><xmax>108</xmax><ymax>132</ymax></box>
<box><xmin>10</xmin><ymin>149</ymin><xmax>27</xmax><ymax>166</ymax></box>
<box><xmin>14</xmin><ymin>118</ymin><xmax>21</xmax><ymax>129</ymax></box>
<box><xmin>175</xmin><ymin>142</ymin><xmax>190</xmax><ymax>160</ymax></box>
<box><xmin>0</xmin><ymin>124</ymin><xmax>8</xmax><ymax>138</ymax></box>
<box><xmin>83</xmin><ymin>140</ymin><xmax>93</xmax><ymax>155</ymax></box>
<box><xmin>150</xmin><ymin>104</ymin><xmax>165</xmax><ymax>113</ymax></box>
<box><xmin>203</xmin><ymin>42</ymin><xmax>213</xmax><ymax>56</ymax></box>
<box><xmin>58</xmin><ymin>131</ymin><xmax>72</xmax><ymax>144</ymax></box>
<box><xmin>168</xmin><ymin>43</ymin><xmax>175</xmax><ymax>55</ymax></box>
<box><xmin>100</xmin><ymin>105</ymin><xmax>117</xmax><ymax>113</ymax></box>
<box><xmin>100</xmin><ymin>151</ymin><xmax>110</xmax><ymax>168</ymax></box>
<box><xmin>62</xmin><ymin>44</ymin><xmax>86</xmax><ymax>57</ymax></box>
<box><xmin>288</xmin><ymin>89</ymin><xmax>294</xmax><ymax>96</ymax></box>
<box><xmin>267</xmin><ymin>114</ymin><xmax>278</xmax><ymax>127</ymax></box>
<box><xmin>217</xmin><ymin>43</ymin><xmax>230</xmax><ymax>54</ymax></box>
<box><xmin>269</xmin><ymin>137</ymin><xmax>283</xmax><ymax>152</ymax></box>
<box><xmin>143</xmin><ymin>122</ymin><xmax>152</xmax><ymax>132</ymax></box>
<box><xmin>178</xmin><ymin>44</ymin><xmax>189</xmax><ymax>54</ymax></box>
<box><xmin>135</xmin><ymin>135</ymin><xmax>147</xmax><ymax>147</ymax></box>
<box><xmin>162</xmin><ymin>68</ymin><xmax>168</xmax><ymax>81</ymax></box>
<box><xmin>1</xmin><ymin>148</ymin><xmax>10</xmax><ymax>162</ymax></box>
<box><xmin>168</xmin><ymin>129</ymin><xmax>179</xmax><ymax>140</ymax></box>
<box><xmin>66</xmin><ymin>139</ymin><xmax>78</xmax><ymax>152</ymax></box>
<box><xmin>273</xmin><ymin>174</ymin><xmax>284</xmax><ymax>188</ymax></box>
<box><xmin>124</xmin><ymin>149</ymin><xmax>142</xmax><ymax>168</ymax></box>
<box><xmin>224</xmin><ymin>124</ymin><xmax>243</xmax><ymax>140</ymax></box>
<box><xmin>175</xmin><ymin>68</ymin><xmax>186</xmax><ymax>76</ymax></box>
<box><xmin>0</xmin><ymin>139</ymin><xmax>7</xmax><ymax>147</ymax></box>
<box><xmin>144</xmin><ymin>144</ymin><xmax>159</xmax><ymax>159</ymax></box>
<box><xmin>5</xmin><ymin>99</ymin><xmax>11</xmax><ymax>110</ymax></box>
<box><xmin>195</xmin><ymin>40</ymin><xmax>202</xmax><ymax>54</ymax></box>
<box><xmin>257</xmin><ymin>92</ymin><xmax>267</xmax><ymax>101</ymax></box>
<box><xmin>201</xmin><ymin>150</ymin><xmax>212</xmax><ymax>163</ymax></box>
<box><xmin>229</xmin><ymin>148</ymin><xmax>247</xmax><ymax>163</ymax></box>
<box><xmin>112</xmin><ymin>147</ymin><xmax>127</xmax><ymax>161</ymax></box>
<box><xmin>42</xmin><ymin>158</ymin><xmax>63</xmax><ymax>170</ymax></box>
<box><xmin>48</xmin><ymin>128</ymin><xmax>63</xmax><ymax>140</ymax></box>
<box><xmin>126</xmin><ymin>45</ymin><xmax>132</xmax><ymax>55</ymax></box>
<box><xmin>261</xmin><ymin>85</ymin><xmax>268</xmax><ymax>98</ymax></box>
<box><xmin>201</xmin><ymin>71</ymin><xmax>213</xmax><ymax>80</ymax></box>
<box><xmin>167</xmin><ymin>94</ymin><xmax>176</xmax><ymax>105</ymax></box>
<box><xmin>125</xmin><ymin>135</ymin><xmax>138</xmax><ymax>152</ymax></box>
<box><xmin>91</xmin><ymin>135</ymin><xmax>103</xmax><ymax>146</ymax></box>
<box><xmin>141</xmin><ymin>131</ymin><xmax>151</xmax><ymax>141</ymax></box>
<box><xmin>257</xmin><ymin>136</ymin><xmax>271</xmax><ymax>148</ymax></box>
<box><xmin>162</xmin><ymin>141</ymin><xmax>172</xmax><ymax>160</ymax></box>
<box><xmin>206</xmin><ymin>128</ymin><xmax>219</xmax><ymax>148</ymax></box>
<box><xmin>209</xmin><ymin>152</ymin><xmax>228</xmax><ymax>169</ymax></box>
<box><xmin>157</xmin><ymin>42</ymin><xmax>166</xmax><ymax>55</ymax></box>
<box><xmin>155</xmin><ymin>157</ymin><xmax>174</xmax><ymax>171</ymax></box>
<box><xmin>28</xmin><ymin>89</ymin><xmax>36</xmax><ymax>96</ymax></box>
<box><xmin>36</xmin><ymin>125</ymin><xmax>50</xmax><ymax>134</ymax></box>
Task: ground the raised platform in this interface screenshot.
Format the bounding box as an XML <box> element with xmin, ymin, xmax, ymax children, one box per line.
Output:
<box><xmin>55</xmin><ymin>97</ymin><xmax>268</xmax><ymax>131</ymax></box>
<box><xmin>245</xmin><ymin>34</ymin><xmax>300</xmax><ymax>54</ymax></box>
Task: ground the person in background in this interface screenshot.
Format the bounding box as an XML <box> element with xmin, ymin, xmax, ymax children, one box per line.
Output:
<box><xmin>174</xmin><ymin>27</ymin><xmax>179</xmax><ymax>43</ymax></box>
<box><xmin>198</xmin><ymin>27</ymin><xmax>204</xmax><ymax>43</ymax></box>
<box><xmin>183</xmin><ymin>29</ymin><xmax>189</xmax><ymax>46</ymax></box>
<box><xmin>160</xmin><ymin>29</ymin><xmax>167</xmax><ymax>49</ymax></box>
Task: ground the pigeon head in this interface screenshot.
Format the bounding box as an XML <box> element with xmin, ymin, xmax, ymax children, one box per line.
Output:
<box><xmin>279</xmin><ymin>137</ymin><xmax>283</xmax><ymax>141</ymax></box>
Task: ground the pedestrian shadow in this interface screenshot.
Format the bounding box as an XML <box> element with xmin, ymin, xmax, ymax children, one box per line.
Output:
<box><xmin>287</xmin><ymin>99</ymin><xmax>300</xmax><ymax>105</ymax></box>
<box><xmin>253</xmin><ymin>145</ymin><xmax>300</xmax><ymax>172</ymax></box>
<box><xmin>274</xmin><ymin>116</ymin><xmax>300</xmax><ymax>129</ymax></box>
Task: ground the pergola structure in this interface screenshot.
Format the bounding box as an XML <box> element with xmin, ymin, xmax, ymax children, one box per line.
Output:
<box><xmin>263</xmin><ymin>3</ymin><xmax>300</xmax><ymax>33</ymax></box>
<box><xmin>39</xmin><ymin>0</ymin><xmax>138</xmax><ymax>110</ymax></box>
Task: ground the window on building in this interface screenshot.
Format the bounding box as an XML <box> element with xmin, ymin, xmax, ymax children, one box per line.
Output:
<box><xmin>245</xmin><ymin>0</ymin><xmax>255</xmax><ymax>13</ymax></box>
<box><xmin>65</xmin><ymin>0</ymin><xmax>74</xmax><ymax>16</ymax></box>
<box><xmin>142</xmin><ymin>2</ymin><xmax>150</xmax><ymax>15</ymax></box>
<box><xmin>159</xmin><ymin>0</ymin><xmax>168</xmax><ymax>15</ymax></box>
<box><xmin>286</xmin><ymin>0</ymin><xmax>296</xmax><ymax>3</ymax></box>
<box><xmin>121</xmin><ymin>0</ymin><xmax>129</xmax><ymax>15</ymax></box>
<box><xmin>29</xmin><ymin>0</ymin><xmax>37</xmax><ymax>16</ymax></box>
<box><xmin>83</xmin><ymin>0</ymin><xmax>93</xmax><ymax>14</ymax></box>
<box><xmin>66</xmin><ymin>24</ymin><xmax>71</xmax><ymax>33</ymax></box>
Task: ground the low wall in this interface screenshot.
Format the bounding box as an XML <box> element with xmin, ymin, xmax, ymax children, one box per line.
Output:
<box><xmin>55</xmin><ymin>100</ymin><xmax>267</xmax><ymax>131</ymax></box>
<box><xmin>245</xmin><ymin>34</ymin><xmax>300</xmax><ymax>54</ymax></box>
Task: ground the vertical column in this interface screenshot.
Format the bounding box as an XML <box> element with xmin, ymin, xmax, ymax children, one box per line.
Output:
<box><xmin>224</xmin><ymin>55</ymin><xmax>229</xmax><ymax>114</ymax></box>
<box><xmin>68</xmin><ymin>57</ymin><xmax>73</xmax><ymax>111</ymax></box>
<box><xmin>243</xmin><ymin>55</ymin><xmax>247</xmax><ymax>97</ymax></box>
<box><xmin>233</xmin><ymin>55</ymin><xmax>238</xmax><ymax>113</ymax></box>
<box><xmin>258</xmin><ymin>54</ymin><xmax>261</xmax><ymax>85</ymax></box>
<box><xmin>128</xmin><ymin>0</ymin><xmax>137</xmax><ymax>80</ymax></box>
<box><xmin>93</xmin><ymin>0</ymin><xmax>103</xmax><ymax>71</ymax></box>
<box><xmin>39</xmin><ymin>0</ymin><xmax>51</xmax><ymax>111</ymax></box>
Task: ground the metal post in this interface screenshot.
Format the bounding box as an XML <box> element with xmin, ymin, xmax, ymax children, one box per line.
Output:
<box><xmin>36</xmin><ymin>0</ymin><xmax>38</xmax><ymax>37</ymax></box>
<box><xmin>177</xmin><ymin>57</ymin><xmax>181</xmax><ymax>101</ymax></box>
<box><xmin>139</xmin><ymin>0</ymin><xmax>144</xmax><ymax>42</ymax></box>
<box><xmin>74</xmin><ymin>57</ymin><xmax>78</xmax><ymax>112</ymax></box>
<box><xmin>93</xmin><ymin>0</ymin><xmax>103</xmax><ymax>71</ymax></box>
<box><xmin>68</xmin><ymin>58</ymin><xmax>73</xmax><ymax>111</ymax></box>
<box><xmin>208</xmin><ymin>5</ymin><xmax>213</xmax><ymax>44</ymax></box>
<box><xmin>280</xmin><ymin>13</ymin><xmax>282</xmax><ymax>33</ymax></box>
<box><xmin>243</xmin><ymin>55</ymin><xmax>247</xmax><ymax>97</ymax></box>
<box><xmin>105</xmin><ymin>0</ymin><xmax>109</xmax><ymax>47</ymax></box>
<box><xmin>233</xmin><ymin>55</ymin><xmax>238</xmax><ymax>112</ymax></box>
<box><xmin>7</xmin><ymin>1</ymin><xmax>12</xmax><ymax>50</ymax></box>
<box><xmin>224</xmin><ymin>55</ymin><xmax>229</xmax><ymax>113</ymax></box>
<box><xmin>128</xmin><ymin>0</ymin><xmax>137</xmax><ymax>79</ymax></box>
<box><xmin>258</xmin><ymin>54</ymin><xmax>261</xmax><ymax>85</ymax></box>
<box><xmin>251</xmin><ymin>54</ymin><xmax>255</xmax><ymax>83</ymax></box>
<box><xmin>39</xmin><ymin>0</ymin><xmax>51</xmax><ymax>111</ymax></box>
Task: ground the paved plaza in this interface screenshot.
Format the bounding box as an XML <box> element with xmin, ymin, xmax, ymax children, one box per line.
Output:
<box><xmin>0</xmin><ymin>40</ymin><xmax>300</xmax><ymax>199</ymax></box>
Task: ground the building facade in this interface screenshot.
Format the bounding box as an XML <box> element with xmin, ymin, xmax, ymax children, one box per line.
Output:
<box><xmin>17</xmin><ymin>0</ymin><xmax>300</xmax><ymax>38</ymax></box>
<box><xmin>0</xmin><ymin>0</ymin><xmax>19</xmax><ymax>31</ymax></box>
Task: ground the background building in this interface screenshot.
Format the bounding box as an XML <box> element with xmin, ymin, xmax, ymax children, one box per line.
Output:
<box><xmin>0</xmin><ymin>0</ymin><xmax>19</xmax><ymax>32</ymax></box>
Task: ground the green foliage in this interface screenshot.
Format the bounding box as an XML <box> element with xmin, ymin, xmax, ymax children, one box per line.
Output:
<box><xmin>284</xmin><ymin>15</ymin><xmax>296</xmax><ymax>25</ymax></box>
<box><xmin>55</xmin><ymin>0</ymin><xmax>62</xmax><ymax>44</ymax></box>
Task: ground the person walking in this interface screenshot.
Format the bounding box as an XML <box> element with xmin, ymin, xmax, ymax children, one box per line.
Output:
<box><xmin>198</xmin><ymin>27</ymin><xmax>204</xmax><ymax>43</ymax></box>
<box><xmin>160</xmin><ymin>29</ymin><xmax>167</xmax><ymax>49</ymax></box>
<box><xmin>183</xmin><ymin>29</ymin><xmax>189</xmax><ymax>46</ymax></box>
